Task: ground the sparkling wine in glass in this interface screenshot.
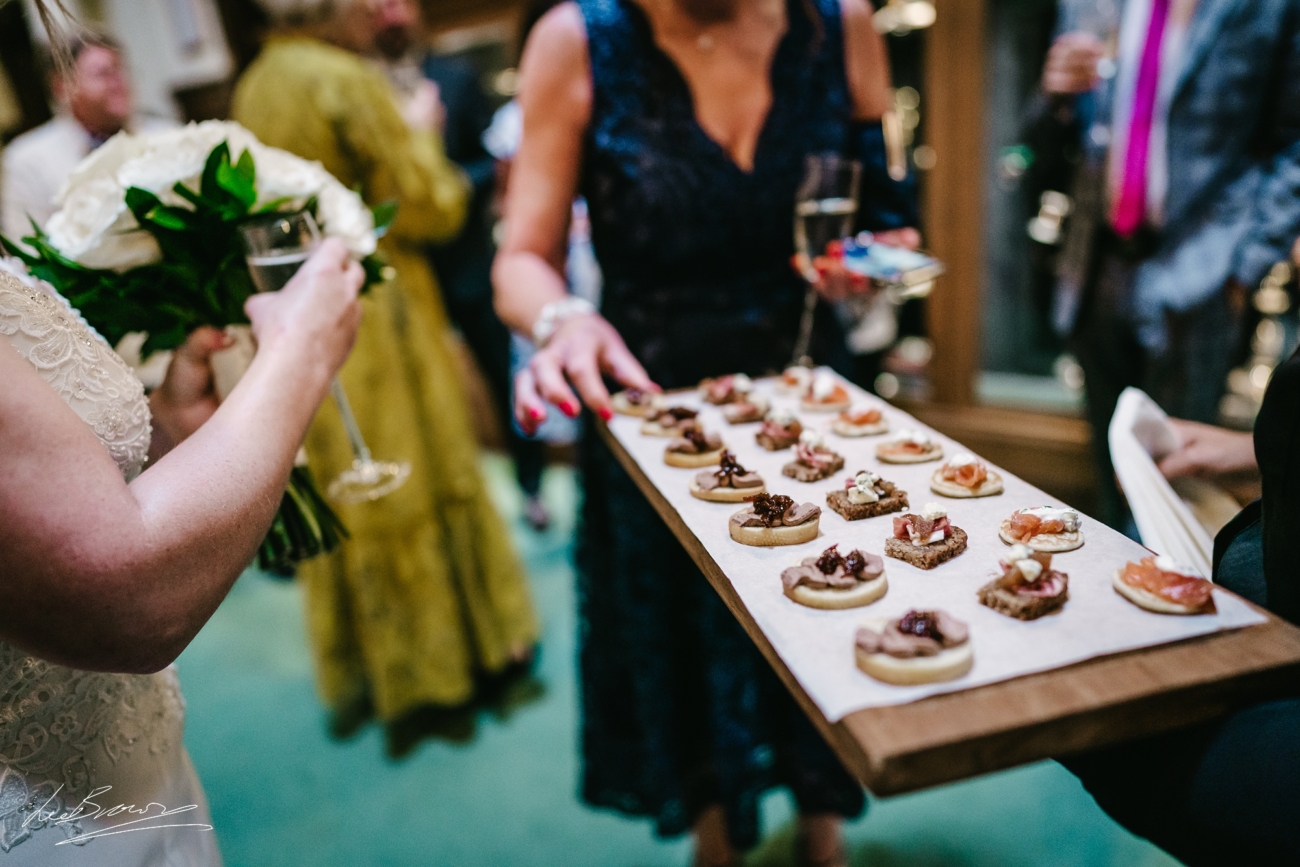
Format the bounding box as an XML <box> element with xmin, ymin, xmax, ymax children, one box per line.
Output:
<box><xmin>791</xmin><ymin>154</ymin><xmax>861</xmax><ymax>366</ymax></box>
<box><xmin>241</xmin><ymin>212</ymin><xmax>411</xmax><ymax>504</ymax></box>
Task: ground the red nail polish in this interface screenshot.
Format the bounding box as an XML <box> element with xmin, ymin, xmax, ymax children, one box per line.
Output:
<box><xmin>562</xmin><ymin>401</ymin><xmax>578</xmax><ymax>418</ymax></box>
<box><xmin>529</xmin><ymin>407</ymin><xmax>544</xmax><ymax>422</ymax></box>
<box><xmin>599</xmin><ymin>408</ymin><xmax>614</xmax><ymax>422</ymax></box>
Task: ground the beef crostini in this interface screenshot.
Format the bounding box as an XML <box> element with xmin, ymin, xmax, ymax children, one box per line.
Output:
<box><xmin>664</xmin><ymin>425</ymin><xmax>725</xmax><ymax>468</ymax></box>
<box><xmin>781</xmin><ymin>544</ymin><xmax>888</xmax><ymax>610</ymax></box>
<box><xmin>728</xmin><ymin>492</ymin><xmax>821</xmax><ymax>547</ymax></box>
<box><xmin>689</xmin><ymin>450</ymin><xmax>766</xmax><ymax>503</ymax></box>
<box><xmin>640</xmin><ymin>405</ymin><xmax>700</xmax><ymax>437</ymax></box>
<box><xmin>611</xmin><ymin>387</ymin><xmax>664</xmax><ymax>418</ymax></box>
<box><xmin>855</xmin><ymin>610</ymin><xmax>973</xmax><ymax>685</ymax></box>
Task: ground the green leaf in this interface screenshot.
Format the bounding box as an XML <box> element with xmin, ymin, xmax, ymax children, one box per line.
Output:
<box><xmin>199</xmin><ymin>141</ymin><xmax>232</xmax><ymax>201</ymax></box>
<box><xmin>216</xmin><ymin>155</ymin><xmax>256</xmax><ymax>212</ymax></box>
<box><xmin>370</xmin><ymin>200</ymin><xmax>398</xmax><ymax>234</ymax></box>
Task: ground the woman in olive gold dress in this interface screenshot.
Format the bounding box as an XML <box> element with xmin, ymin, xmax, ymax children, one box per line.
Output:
<box><xmin>233</xmin><ymin>0</ymin><xmax>538</xmax><ymax>728</ymax></box>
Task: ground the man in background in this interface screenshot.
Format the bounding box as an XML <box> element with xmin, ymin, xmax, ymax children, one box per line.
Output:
<box><xmin>1</xmin><ymin>34</ymin><xmax>159</xmax><ymax>242</ymax></box>
<box><xmin>1041</xmin><ymin>0</ymin><xmax>1300</xmax><ymax>529</ymax></box>
<box><xmin>372</xmin><ymin>0</ymin><xmax>552</xmax><ymax>530</ymax></box>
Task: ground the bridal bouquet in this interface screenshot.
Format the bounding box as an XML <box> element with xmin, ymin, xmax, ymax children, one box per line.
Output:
<box><xmin>0</xmin><ymin>120</ymin><xmax>397</xmax><ymax>574</ymax></box>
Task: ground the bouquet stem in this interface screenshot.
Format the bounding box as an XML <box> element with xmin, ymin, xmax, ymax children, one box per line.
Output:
<box><xmin>258</xmin><ymin>465</ymin><xmax>349</xmax><ymax>576</ymax></box>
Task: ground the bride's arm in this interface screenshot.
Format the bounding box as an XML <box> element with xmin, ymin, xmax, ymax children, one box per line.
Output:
<box><xmin>0</xmin><ymin>240</ymin><xmax>362</xmax><ymax>675</ymax></box>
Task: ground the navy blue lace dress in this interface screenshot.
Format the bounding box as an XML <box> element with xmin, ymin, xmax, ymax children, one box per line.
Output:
<box><xmin>575</xmin><ymin>0</ymin><xmax>913</xmax><ymax>848</ymax></box>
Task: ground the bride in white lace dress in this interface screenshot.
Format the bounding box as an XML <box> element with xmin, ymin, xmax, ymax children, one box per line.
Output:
<box><xmin>0</xmin><ymin>242</ymin><xmax>361</xmax><ymax>864</ymax></box>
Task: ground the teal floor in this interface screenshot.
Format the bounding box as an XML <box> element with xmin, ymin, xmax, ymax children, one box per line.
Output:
<box><xmin>176</xmin><ymin>456</ymin><xmax>1181</xmax><ymax>867</ymax></box>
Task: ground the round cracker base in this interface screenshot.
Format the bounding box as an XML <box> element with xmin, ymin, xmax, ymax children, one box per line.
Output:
<box><xmin>855</xmin><ymin>642</ymin><xmax>973</xmax><ymax>686</ymax></box>
<box><xmin>998</xmin><ymin>521</ymin><xmax>1084</xmax><ymax>552</ymax></box>
<box><xmin>665</xmin><ymin>448</ymin><xmax>724</xmax><ymax>469</ymax></box>
<box><xmin>876</xmin><ymin>445</ymin><xmax>945</xmax><ymax>465</ymax></box>
<box><xmin>690</xmin><ymin>478</ymin><xmax>766</xmax><ymax>503</ymax></box>
<box><xmin>786</xmin><ymin>574</ymin><xmax>888</xmax><ymax>610</ymax></box>
<box><xmin>1112</xmin><ymin>570</ymin><xmax>1213</xmax><ymax>615</ymax></box>
<box><xmin>930</xmin><ymin>470</ymin><xmax>1005</xmax><ymax>499</ymax></box>
<box><xmin>640</xmin><ymin>421</ymin><xmax>681</xmax><ymax>437</ymax></box>
<box><xmin>801</xmin><ymin>398</ymin><xmax>852</xmax><ymax>413</ymax></box>
<box><xmin>612</xmin><ymin>392</ymin><xmax>658</xmax><ymax>417</ymax></box>
<box><xmin>831</xmin><ymin>419</ymin><xmax>890</xmax><ymax>438</ymax></box>
<box><xmin>729</xmin><ymin>516</ymin><xmax>821</xmax><ymax>547</ymax></box>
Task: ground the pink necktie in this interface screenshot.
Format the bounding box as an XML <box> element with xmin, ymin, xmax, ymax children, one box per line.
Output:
<box><xmin>1112</xmin><ymin>0</ymin><xmax>1172</xmax><ymax>238</ymax></box>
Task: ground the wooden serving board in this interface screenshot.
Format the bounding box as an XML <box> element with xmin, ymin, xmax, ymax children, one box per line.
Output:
<box><xmin>596</xmin><ymin>404</ymin><xmax>1300</xmax><ymax>796</ymax></box>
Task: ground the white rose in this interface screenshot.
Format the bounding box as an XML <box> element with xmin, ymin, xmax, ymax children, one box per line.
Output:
<box><xmin>317</xmin><ymin>181</ymin><xmax>376</xmax><ymax>257</ymax></box>
<box><xmin>45</xmin><ymin>176</ymin><xmax>130</xmax><ymax>261</ymax></box>
<box><xmin>57</xmin><ymin>129</ymin><xmax>145</xmax><ymax>205</ymax></box>
<box><xmin>251</xmin><ymin>145</ymin><xmax>332</xmax><ymax>203</ymax></box>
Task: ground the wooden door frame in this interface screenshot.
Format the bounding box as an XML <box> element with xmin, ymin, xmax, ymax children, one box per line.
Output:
<box><xmin>921</xmin><ymin>0</ymin><xmax>987</xmax><ymax>406</ymax></box>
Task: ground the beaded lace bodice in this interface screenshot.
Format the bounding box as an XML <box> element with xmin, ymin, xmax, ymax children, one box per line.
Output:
<box><xmin>0</xmin><ymin>267</ymin><xmax>186</xmax><ymax>852</ymax></box>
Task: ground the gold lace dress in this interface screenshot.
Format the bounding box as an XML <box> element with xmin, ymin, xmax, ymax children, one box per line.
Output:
<box><xmin>0</xmin><ymin>266</ymin><xmax>221</xmax><ymax>864</ymax></box>
<box><xmin>231</xmin><ymin>37</ymin><xmax>538</xmax><ymax>721</ymax></box>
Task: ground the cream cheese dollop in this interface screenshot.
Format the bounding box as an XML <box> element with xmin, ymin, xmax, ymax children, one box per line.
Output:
<box><xmin>1154</xmin><ymin>555</ymin><xmax>1199</xmax><ymax>577</ymax></box>
<box><xmin>811</xmin><ymin>372</ymin><xmax>836</xmax><ymax>400</ymax></box>
<box><xmin>798</xmin><ymin>428</ymin><xmax>825</xmax><ymax>449</ymax></box>
<box><xmin>1023</xmin><ymin>505</ymin><xmax>1080</xmax><ymax>532</ymax></box>
<box><xmin>892</xmin><ymin>428</ymin><xmax>931</xmax><ymax>446</ymax></box>
<box><xmin>846</xmin><ymin>470</ymin><xmax>881</xmax><ymax>504</ymax></box>
<box><xmin>948</xmin><ymin>451</ymin><xmax>978</xmax><ymax>467</ymax></box>
<box><xmin>769</xmin><ymin>408</ymin><xmax>796</xmax><ymax>426</ymax></box>
<box><xmin>732</xmin><ymin>373</ymin><xmax>753</xmax><ymax>394</ymax></box>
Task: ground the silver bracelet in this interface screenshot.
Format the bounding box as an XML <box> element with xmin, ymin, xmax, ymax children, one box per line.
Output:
<box><xmin>531</xmin><ymin>297</ymin><xmax>597</xmax><ymax>348</ymax></box>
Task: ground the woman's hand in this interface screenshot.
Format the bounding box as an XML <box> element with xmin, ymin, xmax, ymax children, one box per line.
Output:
<box><xmin>148</xmin><ymin>327</ymin><xmax>229</xmax><ymax>457</ymax></box>
<box><xmin>245</xmin><ymin>238</ymin><xmax>364</xmax><ymax>382</ymax></box>
<box><xmin>514</xmin><ymin>313</ymin><xmax>658</xmax><ymax>434</ymax></box>
<box><xmin>1158</xmin><ymin>419</ymin><xmax>1258</xmax><ymax>480</ymax></box>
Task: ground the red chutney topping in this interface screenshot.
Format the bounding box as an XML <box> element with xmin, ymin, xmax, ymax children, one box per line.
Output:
<box><xmin>669</xmin><ymin>425</ymin><xmax>722</xmax><ymax>454</ymax></box>
<box><xmin>739</xmin><ymin>492</ymin><xmax>819</xmax><ymax>528</ymax></box>
<box><xmin>1121</xmin><ymin>557</ymin><xmax>1216</xmax><ymax>611</ymax></box>
<box><xmin>839</xmin><ymin>406</ymin><xmax>883</xmax><ymax>426</ymax></box>
<box><xmin>892</xmin><ymin>513</ymin><xmax>951</xmax><ymax>545</ymax></box>
<box><xmin>782</xmin><ymin>544</ymin><xmax>885</xmax><ymax>591</ymax></box>
<box><xmin>856</xmin><ymin>609</ymin><xmax>969</xmax><ymax>658</ymax></box>
<box><xmin>696</xmin><ymin>451</ymin><xmax>763</xmax><ymax>491</ymax></box>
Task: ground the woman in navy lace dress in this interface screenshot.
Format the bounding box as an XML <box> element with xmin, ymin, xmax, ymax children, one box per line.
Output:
<box><xmin>494</xmin><ymin>1</ymin><xmax>913</xmax><ymax>863</ymax></box>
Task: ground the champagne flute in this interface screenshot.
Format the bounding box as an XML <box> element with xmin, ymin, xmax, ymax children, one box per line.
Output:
<box><xmin>241</xmin><ymin>212</ymin><xmax>411</xmax><ymax>503</ymax></box>
<box><xmin>791</xmin><ymin>153</ymin><xmax>862</xmax><ymax>366</ymax></box>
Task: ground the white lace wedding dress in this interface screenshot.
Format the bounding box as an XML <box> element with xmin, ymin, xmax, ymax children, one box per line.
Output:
<box><xmin>0</xmin><ymin>267</ymin><xmax>221</xmax><ymax>865</ymax></box>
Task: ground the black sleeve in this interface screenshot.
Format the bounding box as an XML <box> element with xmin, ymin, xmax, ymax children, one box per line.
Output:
<box><xmin>1255</xmin><ymin>346</ymin><xmax>1300</xmax><ymax>624</ymax></box>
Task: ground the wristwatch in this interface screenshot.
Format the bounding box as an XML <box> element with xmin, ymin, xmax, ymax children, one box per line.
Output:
<box><xmin>531</xmin><ymin>297</ymin><xmax>597</xmax><ymax>348</ymax></box>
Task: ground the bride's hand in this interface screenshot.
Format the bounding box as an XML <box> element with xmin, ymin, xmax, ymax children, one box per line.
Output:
<box><xmin>149</xmin><ymin>327</ymin><xmax>229</xmax><ymax>451</ymax></box>
<box><xmin>514</xmin><ymin>313</ymin><xmax>658</xmax><ymax>434</ymax></box>
<box><xmin>245</xmin><ymin>238</ymin><xmax>364</xmax><ymax>380</ymax></box>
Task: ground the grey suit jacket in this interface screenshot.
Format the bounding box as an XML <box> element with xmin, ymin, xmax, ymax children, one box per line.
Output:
<box><xmin>1055</xmin><ymin>0</ymin><xmax>1300</xmax><ymax>350</ymax></box>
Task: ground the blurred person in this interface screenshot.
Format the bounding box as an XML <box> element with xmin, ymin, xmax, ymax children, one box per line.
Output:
<box><xmin>1</xmin><ymin>32</ymin><xmax>167</xmax><ymax>242</ymax></box>
<box><xmin>233</xmin><ymin>0</ymin><xmax>538</xmax><ymax>738</ymax></box>
<box><xmin>493</xmin><ymin>1</ymin><xmax>910</xmax><ymax>863</ymax></box>
<box><xmin>1063</xmin><ymin>343</ymin><xmax>1300</xmax><ymax>865</ymax></box>
<box><xmin>372</xmin><ymin>0</ymin><xmax>554</xmax><ymax>531</ymax></box>
<box><xmin>1038</xmin><ymin>0</ymin><xmax>1300</xmax><ymax>529</ymax></box>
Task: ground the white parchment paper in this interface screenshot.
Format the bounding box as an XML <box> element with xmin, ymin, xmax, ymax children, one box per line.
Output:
<box><xmin>605</xmin><ymin>372</ymin><xmax>1266</xmax><ymax>723</ymax></box>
